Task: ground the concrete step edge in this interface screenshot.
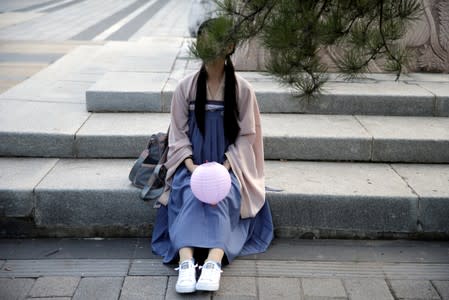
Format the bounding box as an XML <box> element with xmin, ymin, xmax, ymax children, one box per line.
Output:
<box><xmin>1</xmin><ymin>111</ymin><xmax>448</xmax><ymax>162</ymax></box>
<box><xmin>1</xmin><ymin>158</ymin><xmax>448</xmax><ymax>238</ymax></box>
<box><xmin>85</xmin><ymin>71</ymin><xmax>449</xmax><ymax>116</ymax></box>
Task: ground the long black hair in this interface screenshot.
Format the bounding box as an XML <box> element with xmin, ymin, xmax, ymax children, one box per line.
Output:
<box><xmin>194</xmin><ymin>21</ymin><xmax>240</xmax><ymax>145</ymax></box>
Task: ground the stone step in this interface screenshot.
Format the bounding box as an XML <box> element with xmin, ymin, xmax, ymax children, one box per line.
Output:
<box><xmin>86</xmin><ymin>70</ymin><xmax>449</xmax><ymax>116</ymax></box>
<box><xmin>1</xmin><ymin>157</ymin><xmax>448</xmax><ymax>238</ymax></box>
<box><xmin>1</xmin><ymin>103</ymin><xmax>448</xmax><ymax>162</ymax></box>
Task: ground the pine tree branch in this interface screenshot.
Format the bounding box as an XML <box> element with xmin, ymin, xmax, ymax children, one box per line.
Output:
<box><xmin>379</xmin><ymin>0</ymin><xmax>403</xmax><ymax>80</ymax></box>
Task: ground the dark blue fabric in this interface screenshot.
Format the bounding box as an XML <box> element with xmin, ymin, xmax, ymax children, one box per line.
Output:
<box><xmin>151</xmin><ymin>101</ymin><xmax>273</xmax><ymax>264</ymax></box>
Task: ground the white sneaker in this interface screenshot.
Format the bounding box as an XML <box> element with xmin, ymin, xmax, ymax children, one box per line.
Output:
<box><xmin>175</xmin><ymin>259</ymin><xmax>197</xmax><ymax>293</ymax></box>
<box><xmin>196</xmin><ymin>260</ymin><xmax>223</xmax><ymax>291</ymax></box>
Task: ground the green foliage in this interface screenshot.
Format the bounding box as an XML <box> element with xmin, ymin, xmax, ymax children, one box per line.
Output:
<box><xmin>189</xmin><ymin>17</ymin><xmax>236</xmax><ymax>63</ymax></box>
<box><xmin>190</xmin><ymin>0</ymin><xmax>423</xmax><ymax>97</ymax></box>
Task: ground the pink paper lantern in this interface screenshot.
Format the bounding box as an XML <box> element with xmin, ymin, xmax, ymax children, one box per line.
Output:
<box><xmin>190</xmin><ymin>162</ymin><xmax>231</xmax><ymax>205</ymax></box>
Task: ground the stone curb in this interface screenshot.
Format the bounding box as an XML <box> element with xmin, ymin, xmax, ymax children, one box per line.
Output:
<box><xmin>2</xmin><ymin>109</ymin><xmax>449</xmax><ymax>162</ymax></box>
<box><xmin>86</xmin><ymin>70</ymin><xmax>449</xmax><ymax>116</ymax></box>
<box><xmin>1</xmin><ymin>158</ymin><xmax>448</xmax><ymax>238</ymax></box>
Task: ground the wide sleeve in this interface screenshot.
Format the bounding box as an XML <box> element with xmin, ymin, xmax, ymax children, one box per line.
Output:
<box><xmin>225</xmin><ymin>77</ymin><xmax>265</xmax><ymax>218</ymax></box>
<box><xmin>158</xmin><ymin>76</ymin><xmax>196</xmax><ymax>206</ymax></box>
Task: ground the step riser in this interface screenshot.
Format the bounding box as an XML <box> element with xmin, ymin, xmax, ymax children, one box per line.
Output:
<box><xmin>2</xmin><ymin>159</ymin><xmax>448</xmax><ymax>239</ymax></box>
<box><xmin>2</xmin><ymin>135</ymin><xmax>449</xmax><ymax>163</ymax></box>
<box><xmin>1</xmin><ymin>192</ymin><xmax>446</xmax><ymax>239</ymax></box>
<box><xmin>86</xmin><ymin>89</ymin><xmax>449</xmax><ymax>117</ymax></box>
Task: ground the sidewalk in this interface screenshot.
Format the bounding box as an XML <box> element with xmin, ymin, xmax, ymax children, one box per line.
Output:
<box><xmin>1</xmin><ymin>238</ymin><xmax>448</xmax><ymax>299</ymax></box>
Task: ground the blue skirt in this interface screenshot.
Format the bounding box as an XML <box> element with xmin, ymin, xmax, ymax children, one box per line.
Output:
<box><xmin>151</xmin><ymin>101</ymin><xmax>274</xmax><ymax>264</ymax></box>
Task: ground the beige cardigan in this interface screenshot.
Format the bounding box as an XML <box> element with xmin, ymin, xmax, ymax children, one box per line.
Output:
<box><xmin>158</xmin><ymin>71</ymin><xmax>265</xmax><ymax>219</ymax></box>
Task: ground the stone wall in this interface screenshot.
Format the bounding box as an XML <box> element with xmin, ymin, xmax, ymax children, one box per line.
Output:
<box><xmin>233</xmin><ymin>0</ymin><xmax>449</xmax><ymax>73</ymax></box>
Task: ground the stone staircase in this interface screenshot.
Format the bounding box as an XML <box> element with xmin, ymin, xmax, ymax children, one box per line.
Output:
<box><xmin>1</xmin><ymin>37</ymin><xmax>448</xmax><ymax>239</ymax></box>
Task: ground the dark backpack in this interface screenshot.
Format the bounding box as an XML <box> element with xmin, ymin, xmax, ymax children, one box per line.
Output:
<box><xmin>129</xmin><ymin>130</ymin><xmax>169</xmax><ymax>201</ymax></box>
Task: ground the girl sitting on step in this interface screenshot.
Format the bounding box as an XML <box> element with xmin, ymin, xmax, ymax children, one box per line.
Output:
<box><xmin>151</xmin><ymin>17</ymin><xmax>274</xmax><ymax>294</ymax></box>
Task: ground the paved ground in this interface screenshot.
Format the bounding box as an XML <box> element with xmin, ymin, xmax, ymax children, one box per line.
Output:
<box><xmin>0</xmin><ymin>0</ymin><xmax>190</xmax><ymax>92</ymax></box>
<box><xmin>0</xmin><ymin>238</ymin><xmax>449</xmax><ymax>299</ymax></box>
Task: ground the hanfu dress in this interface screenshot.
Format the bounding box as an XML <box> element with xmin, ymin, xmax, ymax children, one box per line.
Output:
<box><xmin>151</xmin><ymin>72</ymin><xmax>273</xmax><ymax>264</ymax></box>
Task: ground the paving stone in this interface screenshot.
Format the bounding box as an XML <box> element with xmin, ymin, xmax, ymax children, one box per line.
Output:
<box><xmin>0</xmin><ymin>100</ymin><xmax>90</xmax><ymax>157</ymax></box>
<box><xmin>318</xmin><ymin>81</ymin><xmax>434</xmax><ymax>116</ymax></box>
<box><xmin>262</xmin><ymin>114</ymin><xmax>372</xmax><ymax>161</ymax></box>
<box><xmin>26</xmin><ymin>298</ymin><xmax>71</xmax><ymax>300</ymax></box>
<box><xmin>432</xmin><ymin>281</ymin><xmax>449</xmax><ymax>300</ymax></box>
<box><xmin>165</xmin><ymin>276</ymin><xmax>211</xmax><ymax>300</ymax></box>
<box><xmin>119</xmin><ymin>276</ymin><xmax>167</xmax><ymax>300</ymax></box>
<box><xmin>356</xmin><ymin>115</ymin><xmax>449</xmax><ymax>163</ymax></box>
<box><xmin>389</xmin><ymin>280</ymin><xmax>440</xmax><ymax>299</ymax></box>
<box><xmin>75</xmin><ymin>113</ymin><xmax>169</xmax><ymax>157</ymax></box>
<box><xmin>0</xmin><ymin>259</ymin><xmax>130</xmax><ymax>277</ymax></box>
<box><xmin>0</xmin><ymin>158</ymin><xmax>57</xmax><ymax>217</ymax></box>
<box><xmin>392</xmin><ymin>164</ymin><xmax>449</xmax><ymax>233</ymax></box>
<box><xmin>407</xmin><ymin>73</ymin><xmax>449</xmax><ymax>82</ymax></box>
<box><xmin>416</xmin><ymin>82</ymin><xmax>449</xmax><ymax>117</ymax></box>
<box><xmin>86</xmin><ymin>71</ymin><xmax>169</xmax><ymax>112</ymax></box>
<box><xmin>265</xmin><ymin>161</ymin><xmax>418</xmax><ymax>234</ymax></box>
<box><xmin>129</xmin><ymin>259</ymin><xmax>177</xmax><ymax>276</ymax></box>
<box><xmin>37</xmin><ymin>80</ymin><xmax>93</xmax><ymax>103</ymax></box>
<box><xmin>302</xmin><ymin>278</ymin><xmax>347</xmax><ymax>299</ymax></box>
<box><xmin>112</xmin><ymin>55</ymin><xmax>177</xmax><ymax>73</ymax></box>
<box><xmin>29</xmin><ymin>276</ymin><xmax>80</xmax><ymax>297</ymax></box>
<box><xmin>73</xmin><ymin>277</ymin><xmax>123</xmax><ymax>300</ymax></box>
<box><xmin>213</xmin><ymin>277</ymin><xmax>257</xmax><ymax>299</ymax></box>
<box><xmin>258</xmin><ymin>277</ymin><xmax>302</xmax><ymax>300</ymax></box>
<box><xmin>34</xmin><ymin>159</ymin><xmax>156</xmax><ymax>230</ymax></box>
<box><xmin>382</xmin><ymin>263</ymin><xmax>449</xmax><ymax>281</ymax></box>
<box><xmin>27</xmin><ymin>297</ymin><xmax>72</xmax><ymax>300</ymax></box>
<box><xmin>343</xmin><ymin>279</ymin><xmax>393</xmax><ymax>300</ymax></box>
<box><xmin>0</xmin><ymin>278</ymin><xmax>35</xmax><ymax>299</ymax></box>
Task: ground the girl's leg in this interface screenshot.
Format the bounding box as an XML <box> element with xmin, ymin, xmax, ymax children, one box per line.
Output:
<box><xmin>179</xmin><ymin>247</ymin><xmax>194</xmax><ymax>262</ymax></box>
<box><xmin>206</xmin><ymin>248</ymin><xmax>224</xmax><ymax>264</ymax></box>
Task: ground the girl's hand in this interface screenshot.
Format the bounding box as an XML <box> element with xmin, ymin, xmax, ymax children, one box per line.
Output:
<box><xmin>223</xmin><ymin>160</ymin><xmax>231</xmax><ymax>171</ymax></box>
<box><xmin>184</xmin><ymin>157</ymin><xmax>197</xmax><ymax>173</ymax></box>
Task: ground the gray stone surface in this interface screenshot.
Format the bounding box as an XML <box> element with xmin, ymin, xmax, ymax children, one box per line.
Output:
<box><xmin>86</xmin><ymin>71</ymin><xmax>169</xmax><ymax>112</ymax></box>
<box><xmin>120</xmin><ymin>276</ymin><xmax>167</xmax><ymax>300</ymax></box>
<box><xmin>34</xmin><ymin>159</ymin><xmax>156</xmax><ymax>232</ymax></box>
<box><xmin>165</xmin><ymin>276</ymin><xmax>211</xmax><ymax>300</ymax></box>
<box><xmin>0</xmin><ymin>158</ymin><xmax>57</xmax><ymax>217</ymax></box>
<box><xmin>129</xmin><ymin>259</ymin><xmax>177</xmax><ymax>276</ymax></box>
<box><xmin>213</xmin><ymin>277</ymin><xmax>257</xmax><ymax>299</ymax></box>
<box><xmin>0</xmin><ymin>100</ymin><xmax>90</xmax><ymax>157</ymax></box>
<box><xmin>432</xmin><ymin>281</ymin><xmax>449</xmax><ymax>300</ymax></box>
<box><xmin>0</xmin><ymin>259</ymin><xmax>130</xmax><ymax>277</ymax></box>
<box><xmin>357</xmin><ymin>115</ymin><xmax>449</xmax><ymax>163</ymax></box>
<box><xmin>383</xmin><ymin>263</ymin><xmax>449</xmax><ymax>280</ymax></box>
<box><xmin>75</xmin><ymin>113</ymin><xmax>169</xmax><ymax>157</ymax></box>
<box><xmin>27</xmin><ymin>297</ymin><xmax>72</xmax><ymax>300</ymax></box>
<box><xmin>258</xmin><ymin>277</ymin><xmax>302</xmax><ymax>300</ymax></box>
<box><xmin>316</xmin><ymin>81</ymin><xmax>435</xmax><ymax>116</ymax></box>
<box><xmin>7</xmin><ymin>158</ymin><xmax>448</xmax><ymax>237</ymax></box>
<box><xmin>389</xmin><ymin>280</ymin><xmax>440</xmax><ymax>299</ymax></box>
<box><xmin>73</xmin><ymin>277</ymin><xmax>123</xmax><ymax>300</ymax></box>
<box><xmin>263</xmin><ymin>114</ymin><xmax>372</xmax><ymax>161</ymax></box>
<box><xmin>302</xmin><ymin>278</ymin><xmax>347</xmax><ymax>299</ymax></box>
<box><xmin>256</xmin><ymin>260</ymin><xmax>386</xmax><ymax>279</ymax></box>
<box><xmin>343</xmin><ymin>279</ymin><xmax>394</xmax><ymax>300</ymax></box>
<box><xmin>29</xmin><ymin>276</ymin><xmax>80</xmax><ymax>297</ymax></box>
<box><xmin>265</xmin><ymin>161</ymin><xmax>418</xmax><ymax>235</ymax></box>
<box><xmin>416</xmin><ymin>82</ymin><xmax>449</xmax><ymax>117</ymax></box>
<box><xmin>0</xmin><ymin>278</ymin><xmax>35</xmax><ymax>299</ymax></box>
<box><xmin>392</xmin><ymin>164</ymin><xmax>449</xmax><ymax>233</ymax></box>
